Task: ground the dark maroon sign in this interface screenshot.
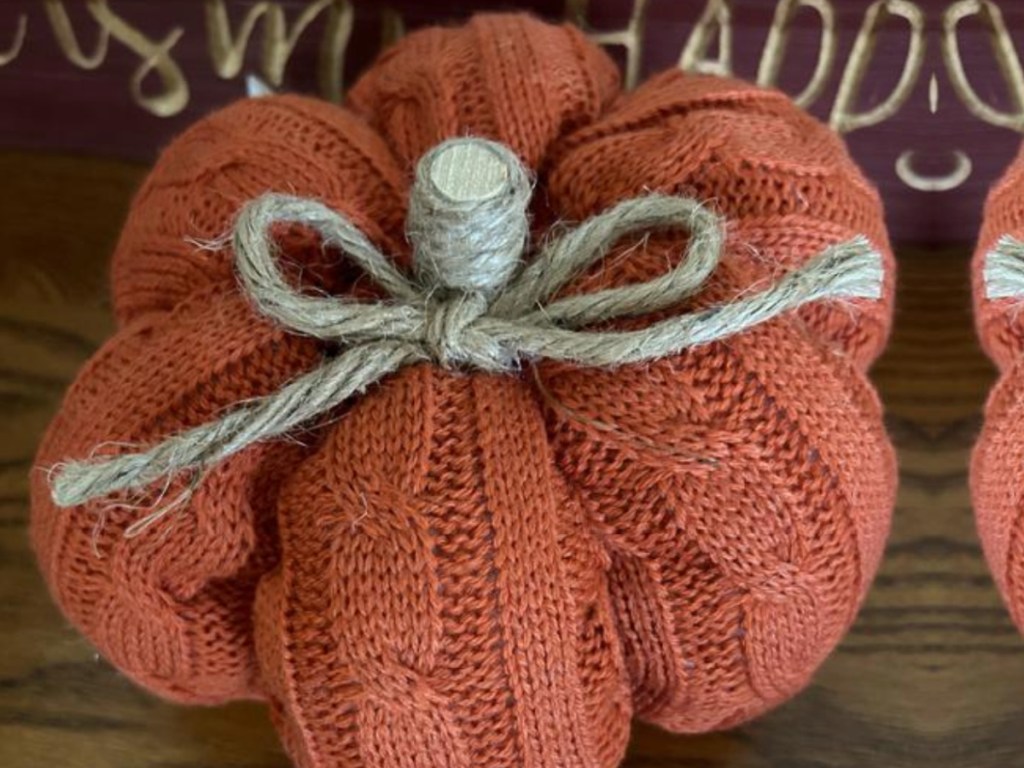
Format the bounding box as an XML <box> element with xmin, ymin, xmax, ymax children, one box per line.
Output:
<box><xmin>1</xmin><ymin>0</ymin><xmax>1020</xmax><ymax>245</ymax></box>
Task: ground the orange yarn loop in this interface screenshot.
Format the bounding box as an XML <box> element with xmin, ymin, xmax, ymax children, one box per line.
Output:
<box><xmin>31</xmin><ymin>13</ymin><xmax>896</xmax><ymax>768</ymax></box>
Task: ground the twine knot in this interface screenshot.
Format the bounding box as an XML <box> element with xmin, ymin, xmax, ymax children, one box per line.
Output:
<box><xmin>422</xmin><ymin>292</ymin><xmax>493</xmax><ymax>369</ymax></box>
<box><xmin>49</xmin><ymin>137</ymin><xmax>885</xmax><ymax>529</ymax></box>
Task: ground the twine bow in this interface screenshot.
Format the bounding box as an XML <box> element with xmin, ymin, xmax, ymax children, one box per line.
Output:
<box><xmin>50</xmin><ymin>138</ymin><xmax>884</xmax><ymax>520</ymax></box>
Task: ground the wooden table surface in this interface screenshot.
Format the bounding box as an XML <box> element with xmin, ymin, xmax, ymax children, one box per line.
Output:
<box><xmin>0</xmin><ymin>151</ymin><xmax>1018</xmax><ymax>768</ymax></box>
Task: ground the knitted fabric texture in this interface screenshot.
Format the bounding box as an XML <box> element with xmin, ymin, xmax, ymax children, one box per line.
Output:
<box><xmin>971</xmin><ymin>143</ymin><xmax>1024</xmax><ymax>633</ymax></box>
<box><xmin>30</xmin><ymin>13</ymin><xmax>897</xmax><ymax>768</ymax></box>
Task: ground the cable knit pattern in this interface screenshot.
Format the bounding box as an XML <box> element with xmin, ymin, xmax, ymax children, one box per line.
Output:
<box><xmin>539</xmin><ymin>68</ymin><xmax>895</xmax><ymax>731</ymax></box>
<box><xmin>972</xmin><ymin>144</ymin><xmax>1024</xmax><ymax>632</ymax></box>
<box><xmin>31</xmin><ymin>13</ymin><xmax>896</xmax><ymax>768</ymax></box>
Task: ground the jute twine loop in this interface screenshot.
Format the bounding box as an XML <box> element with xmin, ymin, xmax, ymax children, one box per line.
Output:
<box><xmin>49</xmin><ymin>137</ymin><xmax>885</xmax><ymax>525</ymax></box>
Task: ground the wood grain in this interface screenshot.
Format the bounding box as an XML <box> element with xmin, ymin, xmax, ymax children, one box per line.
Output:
<box><xmin>0</xmin><ymin>151</ymin><xmax>1017</xmax><ymax>768</ymax></box>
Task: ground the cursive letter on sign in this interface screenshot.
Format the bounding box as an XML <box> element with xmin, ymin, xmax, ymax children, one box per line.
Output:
<box><xmin>566</xmin><ymin>0</ymin><xmax>650</xmax><ymax>90</ymax></box>
<box><xmin>0</xmin><ymin>12</ymin><xmax>26</xmax><ymax>67</ymax></box>
<box><xmin>204</xmin><ymin>0</ymin><xmax>353</xmax><ymax>103</ymax></box>
<box><xmin>829</xmin><ymin>0</ymin><xmax>925</xmax><ymax>134</ymax></box>
<box><xmin>678</xmin><ymin>0</ymin><xmax>732</xmax><ymax>77</ymax></box>
<box><xmin>943</xmin><ymin>0</ymin><xmax>1024</xmax><ymax>131</ymax></box>
<box><xmin>756</xmin><ymin>0</ymin><xmax>836</xmax><ymax>108</ymax></box>
<box><xmin>86</xmin><ymin>0</ymin><xmax>188</xmax><ymax>117</ymax></box>
<box><xmin>205</xmin><ymin>0</ymin><xmax>275</xmax><ymax>79</ymax></box>
<box><xmin>317</xmin><ymin>0</ymin><xmax>353</xmax><ymax>103</ymax></box>
<box><xmin>44</xmin><ymin>0</ymin><xmax>110</xmax><ymax>69</ymax></box>
<box><xmin>896</xmin><ymin>149</ymin><xmax>973</xmax><ymax>192</ymax></box>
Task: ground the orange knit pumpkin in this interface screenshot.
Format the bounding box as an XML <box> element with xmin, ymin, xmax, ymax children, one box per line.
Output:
<box><xmin>31</xmin><ymin>13</ymin><xmax>897</xmax><ymax>768</ymax></box>
<box><xmin>972</xmin><ymin>143</ymin><xmax>1024</xmax><ymax>632</ymax></box>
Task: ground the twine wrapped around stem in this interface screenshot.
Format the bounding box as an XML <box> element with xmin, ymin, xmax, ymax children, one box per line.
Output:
<box><xmin>49</xmin><ymin>137</ymin><xmax>884</xmax><ymax>519</ymax></box>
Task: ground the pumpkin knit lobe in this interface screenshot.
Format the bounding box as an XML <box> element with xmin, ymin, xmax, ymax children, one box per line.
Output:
<box><xmin>31</xmin><ymin>13</ymin><xmax>896</xmax><ymax>768</ymax></box>
<box><xmin>972</xmin><ymin>144</ymin><xmax>1024</xmax><ymax>633</ymax></box>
